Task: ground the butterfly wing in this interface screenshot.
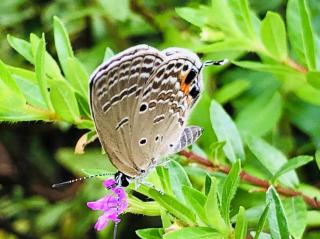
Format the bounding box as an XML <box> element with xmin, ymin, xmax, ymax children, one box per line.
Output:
<box><xmin>130</xmin><ymin>54</ymin><xmax>203</xmax><ymax>169</ymax></box>
<box><xmin>171</xmin><ymin>126</ymin><xmax>203</xmax><ymax>154</ymax></box>
<box><xmin>90</xmin><ymin>45</ymin><xmax>165</xmax><ymax>177</ymax></box>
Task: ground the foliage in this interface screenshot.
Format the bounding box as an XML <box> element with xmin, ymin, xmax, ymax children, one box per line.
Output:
<box><xmin>1</xmin><ymin>0</ymin><xmax>320</xmax><ymax>238</ymax></box>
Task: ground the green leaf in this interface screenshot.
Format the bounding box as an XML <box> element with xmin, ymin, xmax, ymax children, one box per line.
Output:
<box><xmin>266</xmin><ymin>186</ymin><xmax>290</xmax><ymax>239</ymax></box>
<box><xmin>53</xmin><ymin>16</ymin><xmax>74</xmax><ymax>75</ymax></box>
<box><xmin>65</xmin><ymin>57</ymin><xmax>89</xmax><ymax>97</ymax></box>
<box><xmin>103</xmin><ymin>47</ymin><xmax>115</xmax><ymax>61</ymax></box>
<box><xmin>30</xmin><ymin>33</ymin><xmax>64</xmax><ymax>82</ymax></box>
<box><xmin>81</xmin><ymin>168</ymin><xmax>113</xmax><ymax>176</ymax></box>
<box><xmin>0</xmin><ymin>60</ymin><xmax>24</xmax><ymax>101</ymax></box>
<box><xmin>148</xmin><ymin>188</ymin><xmax>196</xmax><ymax>225</ymax></box>
<box><xmin>176</xmin><ymin>7</ymin><xmax>206</xmax><ymax>28</ymax></box>
<box><xmin>156</xmin><ymin>166</ymin><xmax>172</xmax><ymax>194</ymax></box>
<box><xmin>163</xmin><ymin>227</ymin><xmax>221</xmax><ymax>239</ymax></box>
<box><xmin>246</xmin><ymin>135</ymin><xmax>299</xmax><ymax>188</ymax></box>
<box><xmin>210</xmin><ymin>100</ymin><xmax>245</xmax><ymax>163</ymax></box>
<box><xmin>235</xmin><ymin>206</ymin><xmax>248</xmax><ymax>239</ymax></box>
<box><xmin>136</xmin><ymin>228</ymin><xmax>164</xmax><ymax>239</ymax></box>
<box><xmin>272</xmin><ymin>155</ymin><xmax>313</xmax><ymax>182</ymax></box>
<box><xmin>260</xmin><ymin>11</ymin><xmax>287</xmax><ymax>60</ymax></box>
<box><xmin>182</xmin><ymin>186</ymin><xmax>208</xmax><ymax>225</ymax></box>
<box><xmin>196</xmin><ymin>39</ymin><xmax>251</xmax><ymax>53</ymax></box>
<box><xmin>307</xmin><ymin>71</ymin><xmax>320</xmax><ymax>89</ymax></box>
<box><xmin>254</xmin><ymin>204</ymin><xmax>270</xmax><ymax>239</ymax></box>
<box><xmin>232</xmin><ymin>61</ymin><xmax>297</xmax><ymax>76</ymax></box>
<box><xmin>252</xmin><ymin>232</ymin><xmax>272</xmax><ymax>239</ymax></box>
<box><xmin>205</xmin><ymin>177</ymin><xmax>226</xmax><ymax>230</ymax></box>
<box><xmin>160</xmin><ymin>208</ymin><xmax>172</xmax><ymax>229</ymax></box>
<box><xmin>75</xmin><ymin>92</ymin><xmax>91</xmax><ymax>118</ymax></box>
<box><xmin>316</xmin><ymin>150</ymin><xmax>320</xmax><ymax>171</ymax></box>
<box><xmin>221</xmin><ymin>160</ymin><xmax>241</xmax><ymax>225</ymax></box>
<box><xmin>228</xmin><ymin>0</ymin><xmax>256</xmax><ymax>39</ymax></box>
<box><xmin>35</xmin><ymin>35</ymin><xmax>53</xmax><ymax>111</ymax></box>
<box><xmin>56</xmin><ymin>148</ymin><xmax>116</xmax><ymax>175</ymax></box>
<box><xmin>7</xmin><ymin>35</ymin><xmax>33</xmax><ymax>63</ymax></box>
<box><xmin>283</xmin><ymin>197</ymin><xmax>307</xmax><ymax>239</ymax></box>
<box><xmin>35</xmin><ymin>203</ymin><xmax>70</xmax><ymax>232</ymax></box>
<box><xmin>167</xmin><ymin>160</ymin><xmax>192</xmax><ymax>202</ymax></box>
<box><xmin>204</xmin><ymin>174</ymin><xmax>212</xmax><ymax>196</ymax></box>
<box><xmin>50</xmin><ymin>79</ymin><xmax>80</xmax><ymax>123</ymax></box>
<box><xmin>294</xmin><ymin>83</ymin><xmax>320</xmax><ymax>106</ymax></box>
<box><xmin>286</xmin><ymin>0</ymin><xmax>306</xmax><ymax>66</ymax></box>
<box><xmin>214</xmin><ymin>79</ymin><xmax>250</xmax><ymax>104</ymax></box>
<box><xmin>298</xmin><ymin>0</ymin><xmax>317</xmax><ymax>70</ymax></box>
<box><xmin>236</xmin><ymin>92</ymin><xmax>282</xmax><ymax>137</ymax></box>
<box><xmin>6</xmin><ymin>65</ymin><xmax>47</xmax><ymax>109</ymax></box>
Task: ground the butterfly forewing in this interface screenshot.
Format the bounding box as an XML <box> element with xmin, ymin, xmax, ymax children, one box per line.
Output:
<box><xmin>90</xmin><ymin>45</ymin><xmax>165</xmax><ymax>177</ymax></box>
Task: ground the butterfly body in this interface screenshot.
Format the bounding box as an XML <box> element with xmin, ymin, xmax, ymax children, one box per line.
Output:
<box><xmin>89</xmin><ymin>45</ymin><xmax>205</xmax><ymax>183</ymax></box>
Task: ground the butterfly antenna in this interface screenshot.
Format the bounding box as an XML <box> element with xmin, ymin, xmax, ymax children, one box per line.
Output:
<box><xmin>51</xmin><ymin>172</ymin><xmax>114</xmax><ymax>188</ymax></box>
<box><xmin>204</xmin><ymin>59</ymin><xmax>229</xmax><ymax>66</ymax></box>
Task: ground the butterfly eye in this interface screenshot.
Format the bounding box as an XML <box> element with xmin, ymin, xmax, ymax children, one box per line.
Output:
<box><xmin>185</xmin><ymin>69</ymin><xmax>197</xmax><ymax>84</ymax></box>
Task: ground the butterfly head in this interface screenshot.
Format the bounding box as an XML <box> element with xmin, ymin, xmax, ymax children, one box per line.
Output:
<box><xmin>115</xmin><ymin>171</ymin><xmax>131</xmax><ymax>187</ymax></box>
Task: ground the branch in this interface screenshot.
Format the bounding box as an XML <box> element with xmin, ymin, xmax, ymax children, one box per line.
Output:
<box><xmin>285</xmin><ymin>58</ymin><xmax>308</xmax><ymax>73</ymax></box>
<box><xmin>180</xmin><ymin>150</ymin><xmax>320</xmax><ymax>209</ymax></box>
<box><xmin>130</xmin><ymin>0</ymin><xmax>162</xmax><ymax>31</ymax></box>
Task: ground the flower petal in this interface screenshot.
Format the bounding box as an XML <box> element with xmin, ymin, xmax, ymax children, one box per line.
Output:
<box><xmin>94</xmin><ymin>214</ymin><xmax>110</xmax><ymax>231</ymax></box>
<box><xmin>103</xmin><ymin>179</ymin><xmax>116</xmax><ymax>189</ymax></box>
<box><xmin>88</xmin><ymin>179</ymin><xmax>129</xmax><ymax>231</ymax></box>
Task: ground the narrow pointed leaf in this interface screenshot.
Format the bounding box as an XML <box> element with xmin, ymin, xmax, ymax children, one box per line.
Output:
<box><xmin>298</xmin><ymin>0</ymin><xmax>317</xmax><ymax>70</ymax></box>
<box><xmin>148</xmin><ymin>188</ymin><xmax>196</xmax><ymax>225</ymax></box>
<box><xmin>136</xmin><ymin>228</ymin><xmax>164</xmax><ymax>239</ymax></box>
<box><xmin>167</xmin><ymin>160</ymin><xmax>191</xmax><ymax>202</ymax></box>
<box><xmin>65</xmin><ymin>57</ymin><xmax>88</xmax><ymax>97</ymax></box>
<box><xmin>266</xmin><ymin>186</ymin><xmax>290</xmax><ymax>239</ymax></box>
<box><xmin>164</xmin><ymin>227</ymin><xmax>220</xmax><ymax>239</ymax></box>
<box><xmin>7</xmin><ymin>35</ymin><xmax>33</xmax><ymax>63</ymax></box>
<box><xmin>49</xmin><ymin>80</ymin><xmax>80</xmax><ymax>123</ymax></box>
<box><xmin>283</xmin><ymin>197</ymin><xmax>307</xmax><ymax>239</ymax></box>
<box><xmin>246</xmin><ymin>135</ymin><xmax>299</xmax><ymax>187</ymax></box>
<box><xmin>53</xmin><ymin>16</ymin><xmax>74</xmax><ymax>75</ymax></box>
<box><xmin>35</xmin><ymin>35</ymin><xmax>53</xmax><ymax>110</ymax></box>
<box><xmin>272</xmin><ymin>155</ymin><xmax>313</xmax><ymax>182</ymax></box>
<box><xmin>182</xmin><ymin>186</ymin><xmax>208</xmax><ymax>225</ymax></box>
<box><xmin>205</xmin><ymin>177</ymin><xmax>225</xmax><ymax>229</ymax></box>
<box><xmin>210</xmin><ymin>100</ymin><xmax>245</xmax><ymax>163</ymax></box>
<box><xmin>260</xmin><ymin>11</ymin><xmax>287</xmax><ymax>60</ymax></box>
<box><xmin>221</xmin><ymin>160</ymin><xmax>241</xmax><ymax>225</ymax></box>
<box><xmin>235</xmin><ymin>206</ymin><xmax>248</xmax><ymax>239</ymax></box>
<box><xmin>254</xmin><ymin>204</ymin><xmax>270</xmax><ymax>239</ymax></box>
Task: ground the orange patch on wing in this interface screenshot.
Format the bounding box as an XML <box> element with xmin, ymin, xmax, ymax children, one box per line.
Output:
<box><xmin>178</xmin><ymin>72</ymin><xmax>190</xmax><ymax>94</ymax></box>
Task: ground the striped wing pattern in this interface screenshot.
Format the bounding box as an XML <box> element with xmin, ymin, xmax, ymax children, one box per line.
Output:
<box><xmin>172</xmin><ymin>126</ymin><xmax>203</xmax><ymax>154</ymax></box>
<box><xmin>90</xmin><ymin>45</ymin><xmax>203</xmax><ymax>177</ymax></box>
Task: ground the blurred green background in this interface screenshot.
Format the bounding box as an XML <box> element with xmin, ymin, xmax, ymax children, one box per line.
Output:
<box><xmin>1</xmin><ymin>0</ymin><xmax>320</xmax><ymax>238</ymax></box>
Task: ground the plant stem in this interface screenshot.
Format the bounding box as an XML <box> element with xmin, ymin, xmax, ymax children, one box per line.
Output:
<box><xmin>180</xmin><ymin>150</ymin><xmax>320</xmax><ymax>209</ymax></box>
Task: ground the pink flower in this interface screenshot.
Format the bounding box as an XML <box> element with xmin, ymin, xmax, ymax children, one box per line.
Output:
<box><xmin>87</xmin><ymin>179</ymin><xmax>128</xmax><ymax>231</ymax></box>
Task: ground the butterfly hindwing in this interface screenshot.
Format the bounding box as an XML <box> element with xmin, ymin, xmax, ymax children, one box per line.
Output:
<box><xmin>131</xmin><ymin>54</ymin><xmax>202</xmax><ymax>167</ymax></box>
<box><xmin>171</xmin><ymin>126</ymin><xmax>203</xmax><ymax>154</ymax></box>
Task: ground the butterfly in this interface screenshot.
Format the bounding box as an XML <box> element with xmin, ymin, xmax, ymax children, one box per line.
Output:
<box><xmin>89</xmin><ymin>44</ymin><xmax>226</xmax><ymax>187</ymax></box>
